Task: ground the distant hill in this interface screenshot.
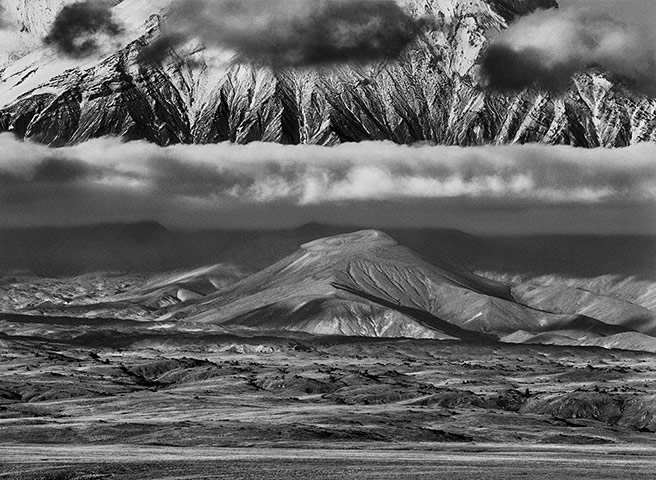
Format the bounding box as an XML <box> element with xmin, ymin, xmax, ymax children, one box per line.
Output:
<box><xmin>153</xmin><ymin>229</ymin><xmax>656</xmax><ymax>352</ymax></box>
<box><xmin>0</xmin><ymin>221</ymin><xmax>654</xmax><ymax>279</ymax></box>
<box><xmin>2</xmin><ymin>224</ymin><xmax>656</xmax><ymax>352</ymax></box>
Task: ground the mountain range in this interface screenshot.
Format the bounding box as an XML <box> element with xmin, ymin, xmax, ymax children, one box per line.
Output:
<box><xmin>151</xmin><ymin>229</ymin><xmax>656</xmax><ymax>350</ymax></box>
<box><xmin>2</xmin><ymin>225</ymin><xmax>656</xmax><ymax>353</ymax></box>
<box><xmin>1</xmin><ymin>0</ymin><xmax>655</xmax><ymax>147</ymax></box>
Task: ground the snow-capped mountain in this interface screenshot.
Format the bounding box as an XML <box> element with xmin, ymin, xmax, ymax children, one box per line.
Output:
<box><xmin>0</xmin><ymin>0</ymin><xmax>654</xmax><ymax>147</ymax></box>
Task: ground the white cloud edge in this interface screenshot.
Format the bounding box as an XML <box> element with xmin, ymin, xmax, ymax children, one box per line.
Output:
<box><xmin>1</xmin><ymin>134</ymin><xmax>655</xmax><ymax>207</ymax></box>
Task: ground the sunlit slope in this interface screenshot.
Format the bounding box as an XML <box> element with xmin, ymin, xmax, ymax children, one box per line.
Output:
<box><xmin>2</xmin><ymin>0</ymin><xmax>655</xmax><ymax>147</ymax></box>
<box><xmin>162</xmin><ymin>230</ymin><xmax>655</xmax><ymax>345</ymax></box>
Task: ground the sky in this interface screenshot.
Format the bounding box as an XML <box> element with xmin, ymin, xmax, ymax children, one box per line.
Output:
<box><xmin>560</xmin><ymin>0</ymin><xmax>656</xmax><ymax>46</ymax></box>
<box><xmin>560</xmin><ymin>0</ymin><xmax>656</xmax><ymax>50</ymax></box>
<box><xmin>560</xmin><ymin>0</ymin><xmax>656</xmax><ymax>29</ymax></box>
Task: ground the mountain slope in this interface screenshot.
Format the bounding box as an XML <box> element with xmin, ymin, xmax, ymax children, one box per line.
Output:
<box><xmin>161</xmin><ymin>230</ymin><xmax>656</xmax><ymax>347</ymax></box>
<box><xmin>2</xmin><ymin>225</ymin><xmax>655</xmax><ymax>351</ymax></box>
<box><xmin>1</xmin><ymin>0</ymin><xmax>655</xmax><ymax>147</ymax></box>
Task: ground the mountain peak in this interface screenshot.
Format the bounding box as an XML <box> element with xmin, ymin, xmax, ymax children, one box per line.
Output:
<box><xmin>301</xmin><ymin>230</ymin><xmax>398</xmax><ymax>252</ymax></box>
<box><xmin>1</xmin><ymin>0</ymin><xmax>651</xmax><ymax>147</ymax></box>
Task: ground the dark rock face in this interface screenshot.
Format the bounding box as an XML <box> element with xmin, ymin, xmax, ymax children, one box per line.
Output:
<box><xmin>0</xmin><ymin>0</ymin><xmax>654</xmax><ymax>147</ymax></box>
<box><xmin>489</xmin><ymin>0</ymin><xmax>559</xmax><ymax>19</ymax></box>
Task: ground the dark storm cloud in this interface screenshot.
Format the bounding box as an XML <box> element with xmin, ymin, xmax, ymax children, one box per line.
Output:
<box><xmin>0</xmin><ymin>155</ymin><xmax>96</xmax><ymax>185</ymax></box>
<box><xmin>146</xmin><ymin>0</ymin><xmax>421</xmax><ymax>66</ymax></box>
<box><xmin>139</xmin><ymin>34</ymin><xmax>186</xmax><ymax>65</ymax></box>
<box><xmin>481</xmin><ymin>8</ymin><xmax>656</xmax><ymax>94</ymax></box>
<box><xmin>44</xmin><ymin>0</ymin><xmax>123</xmax><ymax>58</ymax></box>
<box><xmin>482</xmin><ymin>45</ymin><xmax>576</xmax><ymax>92</ymax></box>
<box><xmin>32</xmin><ymin>157</ymin><xmax>96</xmax><ymax>183</ymax></box>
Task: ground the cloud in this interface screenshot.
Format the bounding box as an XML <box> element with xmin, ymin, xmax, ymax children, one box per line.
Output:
<box><xmin>481</xmin><ymin>8</ymin><xmax>656</xmax><ymax>94</ymax></box>
<box><xmin>0</xmin><ymin>134</ymin><xmax>655</xmax><ymax>232</ymax></box>
<box><xmin>139</xmin><ymin>33</ymin><xmax>186</xmax><ymax>65</ymax></box>
<box><xmin>0</xmin><ymin>2</ymin><xmax>10</xmax><ymax>30</ymax></box>
<box><xmin>0</xmin><ymin>156</ymin><xmax>96</xmax><ymax>185</ymax></box>
<box><xmin>0</xmin><ymin>135</ymin><xmax>654</xmax><ymax>204</ymax></box>
<box><xmin>44</xmin><ymin>0</ymin><xmax>123</xmax><ymax>58</ymax></box>
<box><xmin>143</xmin><ymin>0</ymin><xmax>421</xmax><ymax>66</ymax></box>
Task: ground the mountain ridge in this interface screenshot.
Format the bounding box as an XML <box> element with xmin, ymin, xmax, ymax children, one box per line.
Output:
<box><xmin>3</xmin><ymin>225</ymin><xmax>656</xmax><ymax>352</ymax></box>
<box><xmin>156</xmin><ymin>229</ymin><xmax>656</xmax><ymax>352</ymax></box>
<box><xmin>1</xmin><ymin>0</ymin><xmax>654</xmax><ymax>147</ymax></box>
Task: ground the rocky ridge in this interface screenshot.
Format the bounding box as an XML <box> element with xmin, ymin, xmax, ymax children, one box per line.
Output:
<box><xmin>152</xmin><ymin>230</ymin><xmax>656</xmax><ymax>351</ymax></box>
<box><xmin>1</xmin><ymin>0</ymin><xmax>654</xmax><ymax>147</ymax></box>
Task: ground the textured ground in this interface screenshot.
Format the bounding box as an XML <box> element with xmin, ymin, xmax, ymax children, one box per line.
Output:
<box><xmin>2</xmin><ymin>317</ymin><xmax>656</xmax><ymax>477</ymax></box>
<box><xmin>2</xmin><ymin>444</ymin><xmax>656</xmax><ymax>479</ymax></box>
<box><xmin>2</xmin><ymin>334</ymin><xmax>656</xmax><ymax>442</ymax></box>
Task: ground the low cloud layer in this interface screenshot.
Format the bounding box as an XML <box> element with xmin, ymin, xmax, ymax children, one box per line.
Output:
<box><xmin>143</xmin><ymin>0</ymin><xmax>420</xmax><ymax>66</ymax></box>
<box><xmin>481</xmin><ymin>8</ymin><xmax>656</xmax><ymax>94</ymax></box>
<box><xmin>0</xmin><ymin>134</ymin><xmax>655</xmax><ymax>233</ymax></box>
<box><xmin>44</xmin><ymin>0</ymin><xmax>123</xmax><ymax>58</ymax></box>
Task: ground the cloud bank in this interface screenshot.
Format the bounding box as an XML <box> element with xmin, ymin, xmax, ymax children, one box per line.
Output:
<box><xmin>0</xmin><ymin>134</ymin><xmax>655</xmax><ymax>232</ymax></box>
<box><xmin>143</xmin><ymin>0</ymin><xmax>420</xmax><ymax>66</ymax></box>
<box><xmin>44</xmin><ymin>0</ymin><xmax>123</xmax><ymax>58</ymax></box>
<box><xmin>481</xmin><ymin>8</ymin><xmax>656</xmax><ymax>94</ymax></box>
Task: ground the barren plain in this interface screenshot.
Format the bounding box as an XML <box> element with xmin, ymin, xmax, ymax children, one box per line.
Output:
<box><xmin>2</xmin><ymin>226</ymin><xmax>656</xmax><ymax>478</ymax></box>
<box><xmin>2</xmin><ymin>325</ymin><xmax>656</xmax><ymax>478</ymax></box>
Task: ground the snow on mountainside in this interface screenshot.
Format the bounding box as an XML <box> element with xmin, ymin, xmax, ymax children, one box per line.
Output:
<box><xmin>0</xmin><ymin>0</ymin><xmax>654</xmax><ymax>147</ymax></box>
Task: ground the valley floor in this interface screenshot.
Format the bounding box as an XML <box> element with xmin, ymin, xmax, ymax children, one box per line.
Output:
<box><xmin>1</xmin><ymin>331</ymin><xmax>656</xmax><ymax>478</ymax></box>
<box><xmin>2</xmin><ymin>444</ymin><xmax>656</xmax><ymax>479</ymax></box>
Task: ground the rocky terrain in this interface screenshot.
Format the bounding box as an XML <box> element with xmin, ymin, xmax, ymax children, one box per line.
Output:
<box><xmin>1</xmin><ymin>0</ymin><xmax>655</xmax><ymax>147</ymax></box>
<box><xmin>1</xmin><ymin>227</ymin><xmax>656</xmax><ymax>477</ymax></box>
<box><xmin>2</xmin><ymin>327</ymin><xmax>656</xmax><ymax>478</ymax></box>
